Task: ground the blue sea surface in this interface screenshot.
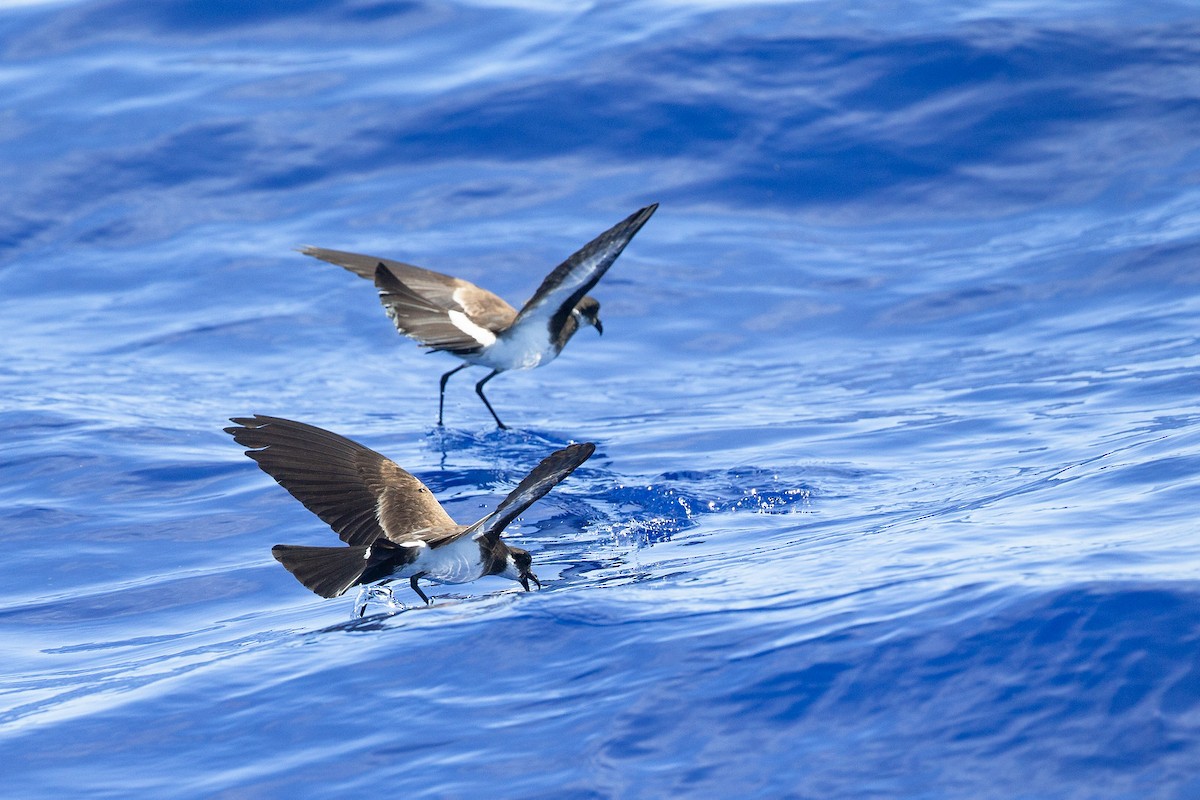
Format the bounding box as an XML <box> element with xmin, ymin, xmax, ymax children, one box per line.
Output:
<box><xmin>3</xmin><ymin>0</ymin><xmax>1200</xmax><ymax>797</ymax></box>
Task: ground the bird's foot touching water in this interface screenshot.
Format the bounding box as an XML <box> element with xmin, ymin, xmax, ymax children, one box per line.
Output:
<box><xmin>354</xmin><ymin>584</ymin><xmax>401</xmax><ymax>618</ymax></box>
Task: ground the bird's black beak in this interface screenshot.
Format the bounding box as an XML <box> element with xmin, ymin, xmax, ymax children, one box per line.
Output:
<box><xmin>520</xmin><ymin>572</ymin><xmax>541</xmax><ymax>592</ymax></box>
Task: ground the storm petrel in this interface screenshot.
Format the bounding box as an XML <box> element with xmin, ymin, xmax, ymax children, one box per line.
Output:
<box><xmin>300</xmin><ymin>203</ymin><xmax>657</xmax><ymax>428</ymax></box>
<box><xmin>225</xmin><ymin>415</ymin><xmax>594</xmax><ymax>609</ymax></box>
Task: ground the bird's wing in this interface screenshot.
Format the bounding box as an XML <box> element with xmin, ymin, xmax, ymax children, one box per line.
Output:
<box><xmin>470</xmin><ymin>442</ymin><xmax>596</xmax><ymax>543</ymax></box>
<box><xmin>300</xmin><ymin>245</ymin><xmax>452</xmax><ymax>285</ymax></box>
<box><xmin>300</xmin><ymin>245</ymin><xmax>517</xmax><ymax>332</ymax></box>
<box><xmin>374</xmin><ymin>265</ymin><xmax>516</xmax><ymax>356</ymax></box>
<box><xmin>226</xmin><ymin>415</ymin><xmax>456</xmax><ymax>547</ymax></box>
<box><xmin>389</xmin><ymin>525</ymin><xmax>475</xmax><ymax>550</ymax></box>
<box><xmin>512</xmin><ymin>204</ymin><xmax>657</xmax><ymax>333</ymax></box>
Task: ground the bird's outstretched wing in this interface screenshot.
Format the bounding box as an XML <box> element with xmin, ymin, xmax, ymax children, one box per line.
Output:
<box><xmin>374</xmin><ymin>266</ymin><xmax>515</xmax><ymax>356</ymax></box>
<box><xmin>300</xmin><ymin>245</ymin><xmax>452</xmax><ymax>287</ymax></box>
<box><xmin>513</xmin><ymin>204</ymin><xmax>657</xmax><ymax>333</ymax></box>
<box><xmin>226</xmin><ymin>415</ymin><xmax>456</xmax><ymax>546</ymax></box>
<box><xmin>300</xmin><ymin>246</ymin><xmax>517</xmax><ymax>350</ymax></box>
<box><xmin>471</xmin><ymin>442</ymin><xmax>596</xmax><ymax>543</ymax></box>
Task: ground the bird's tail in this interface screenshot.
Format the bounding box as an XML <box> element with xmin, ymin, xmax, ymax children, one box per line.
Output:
<box><xmin>271</xmin><ymin>544</ymin><xmax>372</xmax><ymax>598</ymax></box>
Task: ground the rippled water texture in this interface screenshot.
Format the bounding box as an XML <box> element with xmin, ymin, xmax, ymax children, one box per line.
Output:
<box><xmin>3</xmin><ymin>1</ymin><xmax>1200</xmax><ymax>797</ymax></box>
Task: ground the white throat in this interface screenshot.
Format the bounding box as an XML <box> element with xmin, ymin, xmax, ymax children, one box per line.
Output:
<box><xmin>500</xmin><ymin>555</ymin><xmax>523</xmax><ymax>582</ymax></box>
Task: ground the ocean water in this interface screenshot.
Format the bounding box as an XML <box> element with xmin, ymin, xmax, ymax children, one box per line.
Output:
<box><xmin>3</xmin><ymin>0</ymin><xmax>1200</xmax><ymax>797</ymax></box>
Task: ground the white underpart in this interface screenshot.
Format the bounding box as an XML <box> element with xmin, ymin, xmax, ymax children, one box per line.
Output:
<box><xmin>500</xmin><ymin>555</ymin><xmax>522</xmax><ymax>581</ymax></box>
<box><xmin>447</xmin><ymin>309</ymin><xmax>497</xmax><ymax>347</ymax></box>
<box><xmin>473</xmin><ymin>313</ymin><xmax>558</xmax><ymax>371</ymax></box>
<box><xmin>393</xmin><ymin>534</ymin><xmax>485</xmax><ymax>585</ymax></box>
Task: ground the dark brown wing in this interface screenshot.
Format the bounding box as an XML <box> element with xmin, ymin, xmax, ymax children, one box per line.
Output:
<box><xmin>473</xmin><ymin>442</ymin><xmax>595</xmax><ymax>543</ymax></box>
<box><xmin>300</xmin><ymin>245</ymin><xmax>449</xmax><ymax>285</ymax></box>
<box><xmin>299</xmin><ymin>244</ymin><xmax>517</xmax><ymax>328</ymax></box>
<box><xmin>225</xmin><ymin>415</ymin><xmax>456</xmax><ymax>546</ymax></box>
<box><xmin>375</xmin><ymin>266</ymin><xmax>515</xmax><ymax>356</ymax></box>
<box><xmin>513</xmin><ymin>205</ymin><xmax>656</xmax><ymax>335</ymax></box>
<box><xmin>298</xmin><ymin>245</ymin><xmax>517</xmax><ymax>352</ymax></box>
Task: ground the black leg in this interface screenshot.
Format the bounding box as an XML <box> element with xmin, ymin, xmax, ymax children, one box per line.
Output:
<box><xmin>475</xmin><ymin>370</ymin><xmax>507</xmax><ymax>430</ymax></box>
<box><xmin>409</xmin><ymin>574</ymin><xmax>431</xmax><ymax>605</ymax></box>
<box><xmin>438</xmin><ymin>364</ymin><xmax>469</xmax><ymax>426</ymax></box>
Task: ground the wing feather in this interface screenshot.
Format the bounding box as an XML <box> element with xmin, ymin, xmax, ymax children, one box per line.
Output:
<box><xmin>513</xmin><ymin>205</ymin><xmax>656</xmax><ymax>333</ymax></box>
<box><xmin>473</xmin><ymin>442</ymin><xmax>595</xmax><ymax>543</ymax></box>
<box><xmin>226</xmin><ymin>415</ymin><xmax>456</xmax><ymax>546</ymax></box>
<box><xmin>299</xmin><ymin>245</ymin><xmax>454</xmax><ymax>286</ymax></box>
<box><xmin>375</xmin><ymin>266</ymin><xmax>511</xmax><ymax>355</ymax></box>
<box><xmin>300</xmin><ymin>245</ymin><xmax>517</xmax><ymax>353</ymax></box>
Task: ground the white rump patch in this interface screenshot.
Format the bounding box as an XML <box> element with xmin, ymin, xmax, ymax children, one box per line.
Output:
<box><xmin>363</xmin><ymin>546</ymin><xmax>372</xmax><ymax>560</ymax></box>
<box><xmin>397</xmin><ymin>540</ymin><xmax>428</xmax><ymax>549</ymax></box>
<box><xmin>447</xmin><ymin>309</ymin><xmax>497</xmax><ymax>346</ymax></box>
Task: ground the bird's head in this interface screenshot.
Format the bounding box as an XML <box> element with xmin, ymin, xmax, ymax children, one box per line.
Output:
<box><xmin>503</xmin><ymin>546</ymin><xmax>541</xmax><ymax>592</ymax></box>
<box><xmin>573</xmin><ymin>295</ymin><xmax>603</xmax><ymax>336</ymax></box>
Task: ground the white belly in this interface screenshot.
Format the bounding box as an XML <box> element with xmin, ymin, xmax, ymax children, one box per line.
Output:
<box><xmin>406</xmin><ymin>534</ymin><xmax>487</xmax><ymax>585</ymax></box>
<box><xmin>470</xmin><ymin>319</ymin><xmax>558</xmax><ymax>371</ymax></box>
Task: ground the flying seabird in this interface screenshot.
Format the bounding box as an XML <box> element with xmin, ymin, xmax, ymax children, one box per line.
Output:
<box><xmin>300</xmin><ymin>203</ymin><xmax>657</xmax><ymax>428</ymax></box>
<box><xmin>225</xmin><ymin>415</ymin><xmax>594</xmax><ymax>610</ymax></box>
